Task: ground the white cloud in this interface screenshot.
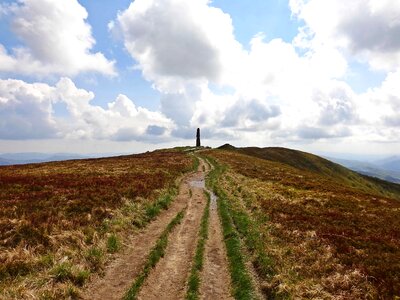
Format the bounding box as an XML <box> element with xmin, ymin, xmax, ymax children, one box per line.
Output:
<box><xmin>0</xmin><ymin>78</ymin><xmax>173</xmax><ymax>141</ymax></box>
<box><xmin>3</xmin><ymin>0</ymin><xmax>395</xmax><ymax>149</ymax></box>
<box><xmin>0</xmin><ymin>78</ymin><xmax>58</xmax><ymax>139</ymax></box>
<box><xmin>55</xmin><ymin>78</ymin><xmax>174</xmax><ymax>141</ymax></box>
<box><xmin>290</xmin><ymin>0</ymin><xmax>400</xmax><ymax>71</ymax></box>
<box><xmin>356</xmin><ymin>70</ymin><xmax>400</xmax><ymax>142</ymax></box>
<box><xmin>115</xmin><ymin>0</ymin><xmax>243</xmax><ymax>92</ymax></box>
<box><xmin>112</xmin><ymin>0</ymin><xmax>358</xmax><ymax>144</ymax></box>
<box><xmin>0</xmin><ymin>0</ymin><xmax>115</xmax><ymax>77</ymax></box>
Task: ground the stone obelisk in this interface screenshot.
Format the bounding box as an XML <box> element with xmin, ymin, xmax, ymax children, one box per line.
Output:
<box><xmin>196</xmin><ymin>128</ymin><xmax>201</xmax><ymax>147</ymax></box>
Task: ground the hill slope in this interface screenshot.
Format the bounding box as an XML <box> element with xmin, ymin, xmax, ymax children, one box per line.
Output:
<box><xmin>0</xmin><ymin>150</ymin><xmax>194</xmax><ymax>298</ymax></box>
<box><xmin>218</xmin><ymin>144</ymin><xmax>400</xmax><ymax>199</ymax></box>
<box><xmin>206</xmin><ymin>147</ymin><xmax>400</xmax><ymax>298</ymax></box>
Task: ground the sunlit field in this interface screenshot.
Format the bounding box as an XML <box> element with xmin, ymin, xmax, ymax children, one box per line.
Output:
<box><xmin>0</xmin><ymin>150</ymin><xmax>193</xmax><ymax>298</ymax></box>
<box><xmin>206</xmin><ymin>149</ymin><xmax>400</xmax><ymax>299</ymax></box>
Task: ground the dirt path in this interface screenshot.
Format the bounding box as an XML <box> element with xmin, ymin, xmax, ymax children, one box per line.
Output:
<box><xmin>199</xmin><ymin>190</ymin><xmax>233</xmax><ymax>299</ymax></box>
<box><xmin>136</xmin><ymin>159</ymin><xmax>208</xmax><ymax>299</ymax></box>
<box><xmin>81</xmin><ymin>160</ymin><xmax>202</xmax><ymax>300</ymax></box>
<box><xmin>82</xmin><ymin>156</ymin><xmax>233</xmax><ymax>300</ymax></box>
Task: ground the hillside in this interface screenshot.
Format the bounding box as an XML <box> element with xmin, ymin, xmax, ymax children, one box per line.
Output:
<box><xmin>0</xmin><ymin>150</ymin><xmax>195</xmax><ymax>298</ymax></box>
<box><xmin>1</xmin><ymin>146</ymin><xmax>399</xmax><ymax>299</ymax></box>
<box><xmin>206</xmin><ymin>147</ymin><xmax>400</xmax><ymax>298</ymax></box>
<box><xmin>218</xmin><ymin>144</ymin><xmax>400</xmax><ymax>200</ymax></box>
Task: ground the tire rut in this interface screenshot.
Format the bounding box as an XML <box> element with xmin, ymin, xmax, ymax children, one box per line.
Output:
<box><xmin>199</xmin><ymin>190</ymin><xmax>233</xmax><ymax>299</ymax></box>
<box><xmin>81</xmin><ymin>168</ymin><xmax>196</xmax><ymax>300</ymax></box>
<box><xmin>136</xmin><ymin>159</ymin><xmax>208</xmax><ymax>300</ymax></box>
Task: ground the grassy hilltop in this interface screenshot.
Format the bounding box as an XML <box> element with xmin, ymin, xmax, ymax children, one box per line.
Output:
<box><xmin>0</xmin><ymin>150</ymin><xmax>194</xmax><ymax>298</ymax></box>
<box><xmin>205</xmin><ymin>145</ymin><xmax>400</xmax><ymax>299</ymax></box>
<box><xmin>0</xmin><ymin>146</ymin><xmax>399</xmax><ymax>299</ymax></box>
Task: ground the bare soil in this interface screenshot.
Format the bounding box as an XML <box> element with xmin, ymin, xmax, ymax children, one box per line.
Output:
<box><xmin>199</xmin><ymin>191</ymin><xmax>233</xmax><ymax>299</ymax></box>
<box><xmin>136</xmin><ymin>159</ymin><xmax>208</xmax><ymax>299</ymax></box>
<box><xmin>81</xmin><ymin>169</ymin><xmax>194</xmax><ymax>300</ymax></box>
<box><xmin>82</xmin><ymin>157</ymin><xmax>234</xmax><ymax>300</ymax></box>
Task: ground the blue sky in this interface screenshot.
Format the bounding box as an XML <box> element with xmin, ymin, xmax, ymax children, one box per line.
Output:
<box><xmin>0</xmin><ymin>0</ymin><xmax>399</xmax><ymax>155</ymax></box>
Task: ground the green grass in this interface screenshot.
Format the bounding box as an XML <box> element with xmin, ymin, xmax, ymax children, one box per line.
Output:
<box><xmin>131</xmin><ymin>190</ymin><xmax>177</xmax><ymax>228</ymax></box>
<box><xmin>50</xmin><ymin>263</ymin><xmax>90</xmax><ymax>286</ymax></box>
<box><xmin>229</xmin><ymin>207</ymin><xmax>275</xmax><ymax>279</ymax></box>
<box><xmin>51</xmin><ymin>262</ymin><xmax>73</xmax><ymax>282</ymax></box>
<box><xmin>205</xmin><ymin>157</ymin><xmax>256</xmax><ymax>300</ymax></box>
<box><xmin>192</xmin><ymin>155</ymin><xmax>200</xmax><ymax>171</ymax></box>
<box><xmin>107</xmin><ymin>234</ymin><xmax>120</xmax><ymax>253</ymax></box>
<box><xmin>186</xmin><ymin>191</ymin><xmax>211</xmax><ymax>300</ymax></box>
<box><xmin>144</xmin><ymin>192</ymin><xmax>175</xmax><ymax>222</ymax></box>
<box><xmin>85</xmin><ymin>247</ymin><xmax>104</xmax><ymax>271</ymax></box>
<box><xmin>123</xmin><ymin>209</ymin><xmax>185</xmax><ymax>300</ymax></box>
<box><xmin>207</xmin><ymin>149</ymin><xmax>400</xmax><ymax>298</ymax></box>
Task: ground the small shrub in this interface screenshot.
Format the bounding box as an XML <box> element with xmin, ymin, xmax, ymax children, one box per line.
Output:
<box><xmin>145</xmin><ymin>205</ymin><xmax>160</xmax><ymax>220</ymax></box>
<box><xmin>73</xmin><ymin>269</ymin><xmax>90</xmax><ymax>286</ymax></box>
<box><xmin>83</xmin><ymin>227</ymin><xmax>96</xmax><ymax>244</ymax></box>
<box><xmin>107</xmin><ymin>234</ymin><xmax>120</xmax><ymax>253</ymax></box>
<box><xmin>86</xmin><ymin>247</ymin><xmax>103</xmax><ymax>271</ymax></box>
<box><xmin>51</xmin><ymin>262</ymin><xmax>73</xmax><ymax>282</ymax></box>
<box><xmin>0</xmin><ymin>260</ymin><xmax>33</xmax><ymax>280</ymax></box>
<box><xmin>39</xmin><ymin>254</ymin><xmax>54</xmax><ymax>268</ymax></box>
<box><xmin>65</xmin><ymin>284</ymin><xmax>79</xmax><ymax>298</ymax></box>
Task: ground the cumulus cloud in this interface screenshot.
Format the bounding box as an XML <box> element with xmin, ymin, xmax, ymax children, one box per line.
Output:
<box><xmin>0</xmin><ymin>0</ymin><xmax>115</xmax><ymax>77</ymax></box>
<box><xmin>109</xmin><ymin>0</ymin><xmax>400</xmax><ymax>147</ymax></box>
<box><xmin>314</xmin><ymin>82</ymin><xmax>357</xmax><ymax>126</ymax></box>
<box><xmin>3</xmin><ymin>0</ymin><xmax>396</xmax><ymax>148</ymax></box>
<box><xmin>297</xmin><ymin>126</ymin><xmax>351</xmax><ymax>140</ymax></box>
<box><xmin>357</xmin><ymin>71</ymin><xmax>400</xmax><ymax>136</ymax></box>
<box><xmin>216</xmin><ymin>99</ymin><xmax>281</xmax><ymax>130</ymax></box>
<box><xmin>0</xmin><ymin>79</ymin><xmax>58</xmax><ymax>139</ymax></box>
<box><xmin>0</xmin><ymin>78</ymin><xmax>173</xmax><ymax>142</ymax></box>
<box><xmin>115</xmin><ymin>0</ymin><xmax>243</xmax><ymax>92</ymax></box>
<box><xmin>290</xmin><ymin>0</ymin><xmax>400</xmax><ymax>71</ymax></box>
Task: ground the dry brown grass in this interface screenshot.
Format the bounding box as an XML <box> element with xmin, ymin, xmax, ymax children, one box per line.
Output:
<box><xmin>0</xmin><ymin>150</ymin><xmax>192</xmax><ymax>299</ymax></box>
<box><xmin>206</xmin><ymin>149</ymin><xmax>400</xmax><ymax>299</ymax></box>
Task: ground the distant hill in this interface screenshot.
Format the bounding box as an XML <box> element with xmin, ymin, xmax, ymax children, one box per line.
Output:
<box><xmin>375</xmin><ymin>156</ymin><xmax>400</xmax><ymax>172</ymax></box>
<box><xmin>217</xmin><ymin>144</ymin><xmax>400</xmax><ymax>199</ymax></box>
<box><xmin>0</xmin><ymin>152</ymin><xmax>127</xmax><ymax>166</ymax></box>
<box><xmin>218</xmin><ymin>143</ymin><xmax>237</xmax><ymax>151</ymax></box>
<box><xmin>326</xmin><ymin>157</ymin><xmax>400</xmax><ymax>184</ymax></box>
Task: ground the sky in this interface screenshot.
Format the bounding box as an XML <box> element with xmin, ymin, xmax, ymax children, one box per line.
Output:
<box><xmin>0</xmin><ymin>0</ymin><xmax>399</xmax><ymax>156</ymax></box>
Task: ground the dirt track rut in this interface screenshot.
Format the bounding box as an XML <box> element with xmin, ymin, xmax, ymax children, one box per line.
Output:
<box><xmin>199</xmin><ymin>190</ymin><xmax>233</xmax><ymax>299</ymax></box>
<box><xmin>81</xmin><ymin>174</ymin><xmax>191</xmax><ymax>300</ymax></box>
<box><xmin>82</xmin><ymin>156</ymin><xmax>233</xmax><ymax>299</ymax></box>
<box><xmin>136</xmin><ymin>159</ymin><xmax>208</xmax><ymax>299</ymax></box>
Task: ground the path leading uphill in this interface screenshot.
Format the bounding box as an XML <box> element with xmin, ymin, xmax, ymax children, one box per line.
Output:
<box><xmin>199</xmin><ymin>189</ymin><xmax>233</xmax><ymax>300</ymax></box>
<box><xmin>136</xmin><ymin>160</ymin><xmax>209</xmax><ymax>299</ymax></box>
<box><xmin>82</xmin><ymin>156</ymin><xmax>233</xmax><ymax>300</ymax></box>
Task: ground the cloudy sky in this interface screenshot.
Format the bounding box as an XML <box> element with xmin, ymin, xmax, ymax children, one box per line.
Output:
<box><xmin>0</xmin><ymin>0</ymin><xmax>399</xmax><ymax>156</ymax></box>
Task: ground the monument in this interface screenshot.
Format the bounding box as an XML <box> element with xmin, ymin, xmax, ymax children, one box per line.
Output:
<box><xmin>196</xmin><ymin>128</ymin><xmax>201</xmax><ymax>147</ymax></box>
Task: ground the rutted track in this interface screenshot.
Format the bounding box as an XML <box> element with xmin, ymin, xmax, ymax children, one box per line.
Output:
<box><xmin>136</xmin><ymin>159</ymin><xmax>209</xmax><ymax>299</ymax></box>
<box><xmin>199</xmin><ymin>190</ymin><xmax>233</xmax><ymax>299</ymax></box>
<box><xmin>81</xmin><ymin>164</ymin><xmax>197</xmax><ymax>300</ymax></box>
<box><xmin>82</xmin><ymin>156</ymin><xmax>234</xmax><ymax>300</ymax></box>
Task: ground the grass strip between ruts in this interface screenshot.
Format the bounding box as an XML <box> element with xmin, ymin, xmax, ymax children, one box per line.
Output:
<box><xmin>185</xmin><ymin>191</ymin><xmax>211</xmax><ymax>300</ymax></box>
<box><xmin>205</xmin><ymin>156</ymin><xmax>256</xmax><ymax>300</ymax></box>
<box><xmin>123</xmin><ymin>209</ymin><xmax>185</xmax><ymax>300</ymax></box>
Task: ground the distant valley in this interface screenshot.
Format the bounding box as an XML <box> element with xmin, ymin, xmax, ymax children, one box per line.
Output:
<box><xmin>327</xmin><ymin>156</ymin><xmax>400</xmax><ymax>184</ymax></box>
